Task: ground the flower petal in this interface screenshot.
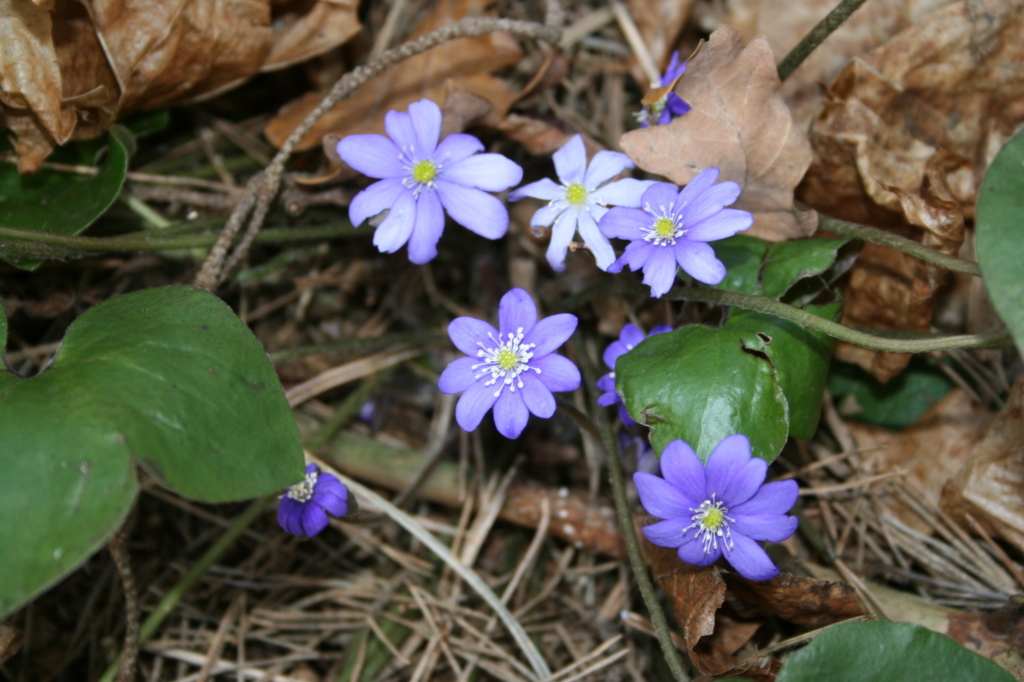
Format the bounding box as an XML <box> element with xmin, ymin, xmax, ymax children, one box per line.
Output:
<box><xmin>720</xmin><ymin>457</ymin><xmax>768</xmax><ymax>507</ymax></box>
<box><xmin>408</xmin><ymin>99</ymin><xmax>442</xmax><ymax>156</ymax></box>
<box><xmin>641</xmin><ymin>517</ymin><xmax>689</xmax><ymax>548</ymax></box>
<box><xmin>447</xmin><ymin>316</ymin><xmax>500</xmax><ymax>356</ymax></box>
<box><xmin>618</xmin><ymin>404</ymin><xmax>636</xmax><ymax>426</ymax></box>
<box><xmin>659</xmin><ymin>439</ymin><xmax>706</xmax><ymax>503</ymax></box>
<box><xmin>596</xmin><ymin>372</ymin><xmax>616</xmax><ymax>394</ymax></box>
<box><xmin>384</xmin><ymin>110</ymin><xmax>418</xmax><ymax>156</ymax></box>
<box><xmin>602</xmin><ymin>340</ymin><xmax>628</xmax><ymax>371</ymax></box>
<box><xmin>683</xmin><ymin>181</ymin><xmax>743</xmax><ymax>226</ymax></box>
<box><xmin>642</xmin><ymin>245</ymin><xmax>679</xmax><ymax>298</ymax></box>
<box><xmin>621</xmin><ymin>240</ymin><xmax>654</xmax><ymax>271</ymax></box>
<box><xmin>494</xmin><ymin>388</ymin><xmax>530</xmax><ymax>438</ymax></box>
<box><xmin>455</xmin><ymin>379</ymin><xmax>499</xmax><ymax>432</ymax></box>
<box><xmin>553</xmin><ymin>134</ymin><xmax>586</xmax><ymax>184</ymax></box>
<box><xmin>591</xmin><ymin>178</ymin><xmax>653</xmax><ymax>208</ymax></box>
<box><xmin>372</xmin><ymin>189</ymin><xmax>417</xmax><ymax>254</ymax></box>
<box><xmin>533</xmin><ymin>354</ymin><xmax>581</xmax><ymax>393</ymax></box>
<box><xmin>667</xmin><ymin>94</ymin><xmax>691</xmax><ymax>117</ymax></box>
<box><xmin>676</xmin><ymin>532</ymin><xmax>722</xmax><ymax>566</ymax></box>
<box><xmin>731</xmin><ymin>512</ymin><xmax>798</xmax><ymax>543</ymax></box>
<box><xmin>596</xmin><ymin>390</ymin><xmax>619</xmax><ymax>407</ymax></box>
<box><xmin>278</xmin><ymin>498</ymin><xmax>305</xmax><ymax>536</ymax></box>
<box><xmin>442</xmin><ymin>153</ymin><xmax>523</xmax><ymax>192</ymax></box>
<box><xmin>300</xmin><ymin>504</ymin><xmax>330</xmax><ymax>537</ymax></box>
<box><xmin>686</xmin><ymin>208</ymin><xmax>754</xmax><ymax>242</ymax></box>
<box><xmin>406</xmin><ymin>188</ymin><xmax>445</xmax><ymax>264</ymax></box>
<box><xmin>312</xmin><ymin>479</ymin><xmax>349</xmax><ymax>517</ymax></box>
<box><xmin>675</xmin><ymin>240</ymin><xmax>726</xmax><ymax>285</ymax></box>
<box><xmin>520</xmin><ymin>372</ymin><xmax>555</xmax><ymax>418</ymax></box>
<box><xmin>349</xmin><ymin>177</ymin><xmax>406</xmax><ymax>227</ymax></box>
<box><xmin>523</xmin><ymin>313</ymin><xmax>578</xmax><ymax>356</ymax></box>
<box><xmin>434</xmin><ymin>133</ymin><xmax>485</xmax><ymax>164</ymax></box>
<box><xmin>725</xmin><ymin>533</ymin><xmax>779</xmax><ymax>581</ymax></box>
<box><xmin>508</xmin><ymin>177</ymin><xmax>563</xmax><ymax>203</ymax></box>
<box><xmin>546</xmin><ymin>208</ymin><xmax>578</xmax><ymax>272</ymax></box>
<box><xmin>577</xmin><ymin>210</ymin><xmax>615</xmax><ymax>270</ymax></box>
<box><xmin>640</xmin><ymin>182</ymin><xmax>681</xmax><ymax>211</ymax></box>
<box><xmin>599</xmin><ymin>206</ymin><xmax>650</xmax><ymax>240</ymax></box>
<box><xmin>651</xmin><ymin>324</ymin><xmax>673</xmax><ymax>336</ymax></box>
<box><xmin>704</xmin><ymin>434</ymin><xmax>753</xmax><ymax>498</ymax></box>
<box><xmin>619</xmin><ymin>323</ymin><xmax>646</xmax><ymax>349</ymax></box>
<box><xmin>584</xmin><ymin>150</ymin><xmax>634</xmax><ymax>187</ymax></box>
<box><xmin>435</xmin><ymin>180</ymin><xmax>509</xmax><ymax>240</ymax></box>
<box><xmin>678</xmin><ymin>168</ymin><xmax>720</xmax><ymax>206</ymax></box>
<box><xmin>439</xmin><ymin>356</ymin><xmax>480</xmax><ymax>394</ymax></box>
<box><xmin>337</xmin><ymin>134</ymin><xmax>404</xmax><ymax>178</ymax></box>
<box><xmin>634</xmin><ymin>472</ymin><xmax>698</xmax><ymax>520</ymax></box>
<box><xmin>498</xmin><ymin>287</ymin><xmax>537</xmax><ymax>337</ymax></box>
<box><xmin>730</xmin><ymin>480</ymin><xmax>799</xmax><ymax>518</ymax></box>
<box><xmin>531</xmin><ymin>202</ymin><xmax>565</xmax><ymax>230</ymax></box>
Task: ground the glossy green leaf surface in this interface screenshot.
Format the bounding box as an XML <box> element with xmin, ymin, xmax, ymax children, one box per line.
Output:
<box><xmin>776</xmin><ymin>620</ymin><xmax>1015</xmax><ymax>682</ymax></box>
<box><xmin>713</xmin><ymin>234</ymin><xmax>769</xmax><ymax>295</ymax></box>
<box><xmin>713</xmin><ymin>235</ymin><xmax>856</xmax><ymax>302</ymax></box>
<box><xmin>0</xmin><ymin>286</ymin><xmax>304</xmax><ymax>618</ymax></box>
<box><xmin>0</xmin><ymin>125</ymin><xmax>134</xmax><ymax>269</ymax></box>
<box><xmin>977</xmin><ymin>127</ymin><xmax>1024</xmax><ymax>355</ymax></box>
<box><xmin>762</xmin><ymin>238</ymin><xmax>855</xmax><ymax>301</ymax></box>
<box><xmin>828</xmin><ymin>357</ymin><xmax>956</xmax><ymax>429</ymax></box>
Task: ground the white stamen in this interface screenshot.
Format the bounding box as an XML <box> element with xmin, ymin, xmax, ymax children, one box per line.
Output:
<box><xmin>285</xmin><ymin>470</ymin><xmax>318</xmax><ymax>503</ymax></box>
<box><xmin>682</xmin><ymin>493</ymin><xmax>736</xmax><ymax>554</ymax></box>
<box><xmin>641</xmin><ymin>201</ymin><xmax>685</xmax><ymax>246</ymax></box>
<box><xmin>471</xmin><ymin>327</ymin><xmax>542</xmax><ymax>398</ymax></box>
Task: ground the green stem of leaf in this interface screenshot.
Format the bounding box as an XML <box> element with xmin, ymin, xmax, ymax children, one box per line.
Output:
<box><xmin>573</xmin><ymin>337</ymin><xmax>693</xmax><ymax>682</ymax></box>
<box><xmin>776</xmin><ymin>0</ymin><xmax>871</xmax><ymax>82</ymax></box>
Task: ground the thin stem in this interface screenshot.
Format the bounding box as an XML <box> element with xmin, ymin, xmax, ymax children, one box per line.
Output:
<box><xmin>96</xmin><ymin>497</ymin><xmax>272</xmax><ymax>682</ymax></box>
<box><xmin>776</xmin><ymin>0</ymin><xmax>870</xmax><ymax>82</ymax></box>
<box><xmin>818</xmin><ymin>213</ymin><xmax>982</xmax><ymax>277</ymax></box>
<box><xmin>573</xmin><ymin>337</ymin><xmax>692</xmax><ymax>682</ymax></box>
<box><xmin>107</xmin><ymin>530</ymin><xmax>139</xmax><ymax>682</ymax></box>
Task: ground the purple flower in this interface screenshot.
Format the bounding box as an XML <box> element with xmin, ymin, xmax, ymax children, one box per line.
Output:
<box><xmin>278</xmin><ymin>463</ymin><xmax>350</xmax><ymax>537</ymax></box>
<box><xmin>634</xmin><ymin>435</ymin><xmax>798</xmax><ymax>581</ymax></box>
<box><xmin>597</xmin><ymin>323</ymin><xmax>672</xmax><ymax>426</ymax></box>
<box><xmin>619</xmin><ymin>432</ymin><xmax>660</xmax><ymax>475</ymax></box>
<box><xmin>438</xmin><ymin>288</ymin><xmax>581</xmax><ymax>439</ymax></box>
<box><xmin>600</xmin><ymin>169</ymin><xmax>753</xmax><ymax>297</ymax></box>
<box><xmin>638</xmin><ymin>51</ymin><xmax>691</xmax><ymax>128</ymax></box>
<box><xmin>507</xmin><ymin>135</ymin><xmax>652</xmax><ymax>272</ymax></box>
<box><xmin>337</xmin><ymin>99</ymin><xmax>523</xmax><ymax>264</ymax></box>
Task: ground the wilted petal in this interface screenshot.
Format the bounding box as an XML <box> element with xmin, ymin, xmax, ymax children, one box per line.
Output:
<box><xmin>584</xmin><ymin>150</ymin><xmax>634</xmax><ymax>187</ymax></box>
<box><xmin>731</xmin><ymin>480</ymin><xmax>799</xmax><ymax>518</ymax></box>
<box><xmin>455</xmin><ymin>379</ymin><xmax>500</xmax><ymax>432</ymax></box>
<box><xmin>720</xmin><ymin>457</ymin><xmax>767</xmax><ymax>507</ymax></box>
<box><xmin>641</xmin><ymin>517</ymin><xmax>689</xmax><ymax>548</ymax></box>
<box><xmin>435</xmin><ymin>180</ymin><xmax>509</xmax><ymax>240</ymax></box>
<box><xmin>337</xmin><ymin>134</ymin><xmax>403</xmax><ymax>178</ymax></box>
<box><xmin>686</xmin><ymin>208</ymin><xmax>754</xmax><ymax>242</ymax></box>
<box><xmin>675</xmin><ymin>241</ymin><xmax>726</xmax><ymax>285</ymax></box>
<box><xmin>599</xmin><ymin>207</ymin><xmax>650</xmax><ymax>240</ymax></box>
<box><xmin>678</xmin><ymin>168</ymin><xmax>720</xmax><ymax>207</ymax></box>
<box><xmin>494</xmin><ymin>389</ymin><xmax>530</xmax><ymax>438</ymax></box>
<box><xmin>447</xmin><ymin>316</ymin><xmax>500</xmax><ymax>356</ymax></box>
<box><xmin>577</xmin><ymin>210</ymin><xmax>615</xmax><ymax>270</ymax></box>
<box><xmin>676</xmin><ymin>532</ymin><xmax>722</xmax><ymax>566</ymax></box>
<box><xmin>300</xmin><ymin>504</ymin><xmax>330</xmax><ymax>537</ymax></box>
<box><xmin>439</xmin><ymin>356</ymin><xmax>480</xmax><ymax>394</ymax></box>
<box><xmin>442</xmin><ymin>153</ymin><xmax>523</xmax><ymax>191</ymax></box>
<box><xmin>508</xmin><ymin>177</ymin><xmax>562</xmax><ymax>202</ymax></box>
<box><xmin>660</xmin><ymin>440</ymin><xmax>707</xmax><ymax>503</ymax></box>
<box><xmin>406</xmin><ymin>189</ymin><xmax>445</xmax><ymax>264</ymax></box>
<box><xmin>634</xmin><ymin>472</ymin><xmax>697</xmax><ymax>519</ymax></box>
<box><xmin>373</xmin><ymin>190</ymin><xmax>417</xmax><ymax>253</ymax></box>
<box><xmin>684</xmin><ymin>181</ymin><xmax>743</xmax><ymax>225</ymax></box>
<box><xmin>434</xmin><ymin>133</ymin><xmax>484</xmax><ymax>165</ymax></box>
<box><xmin>732</xmin><ymin>513</ymin><xmax>798</xmax><ymax>543</ymax></box>
<box><xmin>408</xmin><ymin>99</ymin><xmax>442</xmax><ymax>156</ymax></box>
<box><xmin>641</xmin><ymin>246</ymin><xmax>679</xmax><ymax>298</ymax></box>
<box><xmin>704</xmin><ymin>434</ymin><xmax>753</xmax><ymax>497</ymax></box>
<box><xmin>523</xmin><ymin>313</ymin><xmax>577</xmax><ymax>355</ymax></box>
<box><xmin>553</xmin><ymin>134</ymin><xmax>586</xmax><ymax>184</ymax></box>
<box><xmin>498</xmin><ymin>287</ymin><xmax>537</xmax><ymax>337</ymax></box>
<box><xmin>520</xmin><ymin>373</ymin><xmax>555</xmax><ymax>418</ymax></box>
<box><xmin>384</xmin><ymin>109</ymin><xmax>418</xmax><ymax>156</ymax></box>
<box><xmin>534</xmin><ymin>354</ymin><xmax>580</xmax><ymax>393</ymax></box>
<box><xmin>725</xmin><ymin>533</ymin><xmax>779</xmax><ymax>581</ymax></box>
<box><xmin>350</xmin><ymin>177</ymin><xmax>406</xmax><ymax>227</ymax></box>
<box><xmin>546</xmin><ymin>208</ymin><xmax>578</xmax><ymax>272</ymax></box>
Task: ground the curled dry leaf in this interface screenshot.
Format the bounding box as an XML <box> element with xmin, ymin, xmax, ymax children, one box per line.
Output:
<box><xmin>724</xmin><ymin>571</ymin><xmax>865</xmax><ymax>629</ymax></box>
<box><xmin>620</xmin><ymin>26</ymin><xmax>816</xmax><ymax>241</ymax></box>
<box><xmin>262</xmin><ymin>0</ymin><xmax>361</xmax><ymax>72</ymax></box>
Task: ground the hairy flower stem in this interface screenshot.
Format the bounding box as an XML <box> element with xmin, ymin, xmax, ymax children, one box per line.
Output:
<box><xmin>108</xmin><ymin>530</ymin><xmax>139</xmax><ymax>682</ymax></box>
<box><xmin>777</xmin><ymin>0</ymin><xmax>870</xmax><ymax>82</ymax></box>
<box><xmin>573</xmin><ymin>337</ymin><xmax>693</xmax><ymax>682</ymax></box>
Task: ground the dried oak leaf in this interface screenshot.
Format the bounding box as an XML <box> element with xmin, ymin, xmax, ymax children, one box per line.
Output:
<box><xmin>724</xmin><ymin>570</ymin><xmax>865</xmax><ymax>629</ymax></box>
<box><xmin>264</xmin><ymin>0</ymin><xmax>521</xmax><ymax>151</ymax></box>
<box><xmin>261</xmin><ymin>0</ymin><xmax>361</xmax><ymax>72</ymax></box>
<box><xmin>626</xmin><ymin>0</ymin><xmax>696</xmax><ymax>86</ymax></box>
<box><xmin>620</xmin><ymin>26</ymin><xmax>816</xmax><ymax>241</ymax></box>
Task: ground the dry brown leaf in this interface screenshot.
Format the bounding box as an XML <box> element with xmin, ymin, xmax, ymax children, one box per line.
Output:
<box><xmin>724</xmin><ymin>571</ymin><xmax>865</xmax><ymax>628</ymax></box>
<box><xmin>942</xmin><ymin>376</ymin><xmax>1024</xmax><ymax>558</ymax></box>
<box><xmin>494</xmin><ymin>113</ymin><xmax>605</xmax><ymax>157</ymax></box>
<box><xmin>620</xmin><ymin>26</ymin><xmax>816</xmax><ymax>241</ymax></box>
<box><xmin>0</xmin><ymin>622</ymin><xmax>21</xmax><ymax>667</ymax></box>
<box><xmin>262</xmin><ymin>0</ymin><xmax>361</xmax><ymax>72</ymax></box>
<box><xmin>626</xmin><ymin>0</ymin><xmax>696</xmax><ymax>86</ymax></box>
<box><xmin>264</xmin><ymin>0</ymin><xmax>522</xmax><ymax>151</ymax></box>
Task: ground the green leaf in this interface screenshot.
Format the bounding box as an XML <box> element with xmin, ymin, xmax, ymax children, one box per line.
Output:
<box><xmin>0</xmin><ymin>286</ymin><xmax>304</xmax><ymax>618</ymax></box>
<box><xmin>776</xmin><ymin>620</ymin><xmax>1015</xmax><ymax>682</ymax></box>
<box><xmin>977</xmin><ymin>127</ymin><xmax>1024</xmax><ymax>356</ymax></box>
<box><xmin>762</xmin><ymin>238</ymin><xmax>856</xmax><ymax>301</ymax></box>
<box><xmin>827</xmin><ymin>357</ymin><xmax>956</xmax><ymax>429</ymax></box>
<box><xmin>713</xmin><ymin>234</ymin><xmax>770</xmax><ymax>295</ymax></box>
<box><xmin>0</xmin><ymin>125</ymin><xmax>134</xmax><ymax>270</ymax></box>
<box><xmin>617</xmin><ymin>325</ymin><xmax>790</xmax><ymax>462</ymax></box>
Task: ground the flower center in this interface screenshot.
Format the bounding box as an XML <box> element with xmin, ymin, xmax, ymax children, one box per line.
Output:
<box><xmin>642</xmin><ymin>203</ymin><xmax>685</xmax><ymax>246</ymax></box>
<box><xmin>286</xmin><ymin>470</ymin><xmax>318</xmax><ymax>503</ymax></box>
<box><xmin>684</xmin><ymin>494</ymin><xmax>735</xmax><ymax>555</ymax></box>
<box><xmin>412</xmin><ymin>159</ymin><xmax>439</xmax><ymax>185</ymax></box>
<box><xmin>472</xmin><ymin>328</ymin><xmax>542</xmax><ymax>397</ymax></box>
<box><xmin>565</xmin><ymin>182</ymin><xmax>588</xmax><ymax>206</ymax></box>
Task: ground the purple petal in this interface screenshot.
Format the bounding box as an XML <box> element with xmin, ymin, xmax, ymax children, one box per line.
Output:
<box><xmin>640</xmin><ymin>182</ymin><xmax>681</xmax><ymax>211</ymax></box>
<box><xmin>434</xmin><ymin>133</ymin><xmax>485</xmax><ymax>165</ymax></box>
<box><xmin>312</xmin><ymin>477</ymin><xmax>349</xmax><ymax>517</ymax></box>
<box><xmin>435</xmin><ymin>180</ymin><xmax>509</xmax><ymax>240</ymax></box>
<box><xmin>660</xmin><ymin>440</ymin><xmax>707</xmax><ymax>504</ymax></box>
<box><xmin>667</xmin><ymin>94</ymin><xmax>691</xmax><ymax>117</ymax></box>
<box><xmin>546</xmin><ymin>209</ymin><xmax>578</xmax><ymax>272</ymax></box>
<box><xmin>704</xmin><ymin>434</ymin><xmax>753</xmax><ymax>498</ymax></box>
<box><xmin>439</xmin><ymin>356</ymin><xmax>480</xmax><ymax>394</ymax></box>
<box><xmin>520</xmin><ymin>372</ymin><xmax>555</xmax><ymax>418</ymax></box>
<box><xmin>300</xmin><ymin>504</ymin><xmax>330</xmax><ymax>537</ymax></box>
<box><xmin>447</xmin><ymin>316</ymin><xmax>500</xmax><ymax>356</ymax></box>
<box><xmin>641</xmin><ymin>246</ymin><xmax>678</xmax><ymax>298</ymax></box>
<box><xmin>498</xmin><ymin>288</ymin><xmax>537</xmax><ymax>337</ymax></box>
<box><xmin>618</xmin><ymin>404</ymin><xmax>636</xmax><ymax>426</ymax></box>
<box><xmin>337</xmin><ymin>134</ymin><xmax>404</xmax><ymax>178</ymax></box>
<box><xmin>533</xmin><ymin>354</ymin><xmax>581</xmax><ymax>393</ymax></box>
<box><xmin>304</xmin><ymin>463</ymin><xmax>318</xmax><ymax>476</ymax></box>
<box><xmin>675</xmin><ymin>241</ymin><xmax>726</xmax><ymax>285</ymax></box>
<box><xmin>494</xmin><ymin>389</ymin><xmax>530</xmax><ymax>438</ymax></box>
<box><xmin>683</xmin><ymin>181</ymin><xmax>743</xmax><ymax>226</ymax></box>
<box><xmin>408</xmin><ymin>99</ymin><xmax>442</xmax><ymax>156</ymax></box>
<box><xmin>664</xmin><ymin>52</ymin><xmax>685</xmax><ymax>82</ymax></box>
<box><xmin>596</xmin><ymin>390</ymin><xmax>619</xmax><ymax>407</ymax></box>
<box><xmin>584</xmin><ymin>150</ymin><xmax>634</xmax><ymax>187</ymax></box>
<box><xmin>441</xmin><ymin>154</ymin><xmax>523</xmax><ymax>191</ymax></box>
<box><xmin>720</xmin><ymin>457</ymin><xmax>768</xmax><ymax>508</ymax></box>
<box><xmin>577</xmin><ymin>210</ymin><xmax>615</xmax><ymax>270</ymax></box>
<box><xmin>678</xmin><ymin>168</ymin><xmax>720</xmax><ymax>206</ymax></box>
<box><xmin>686</xmin><ymin>209</ymin><xmax>754</xmax><ymax>242</ymax></box>
<box><xmin>508</xmin><ymin>177</ymin><xmax>562</xmax><ymax>202</ymax></box>
<box><xmin>384</xmin><ymin>110</ymin><xmax>418</xmax><ymax>157</ymax></box>
<box><xmin>553</xmin><ymin>134</ymin><xmax>586</xmax><ymax>184</ymax></box>
<box><xmin>523</xmin><ymin>313</ymin><xmax>577</xmax><ymax>356</ymax></box>
<box><xmin>619</xmin><ymin>323</ymin><xmax>646</xmax><ymax>349</ymax></box>
<box><xmin>634</xmin><ymin>472</ymin><xmax>698</xmax><ymax>520</ymax></box>
<box><xmin>530</xmin><ymin>202</ymin><xmax>565</xmax><ymax>230</ymax></box>
<box><xmin>602</xmin><ymin>340</ymin><xmax>628</xmax><ymax>371</ymax></box>
<box><xmin>349</xmin><ymin>177</ymin><xmax>406</xmax><ymax>227</ymax></box>
<box><xmin>455</xmin><ymin>379</ymin><xmax>500</xmax><ymax>432</ymax></box>
<box><xmin>278</xmin><ymin>497</ymin><xmax>305</xmax><ymax>536</ymax></box>
<box><xmin>676</xmin><ymin>532</ymin><xmax>722</xmax><ymax>566</ymax></box>
<box><xmin>592</xmin><ymin>178</ymin><xmax>654</xmax><ymax>208</ymax></box>
<box><xmin>595</xmin><ymin>372</ymin><xmax>616</xmax><ymax>394</ymax></box>
<box><xmin>598</xmin><ymin>206</ymin><xmax>650</xmax><ymax>240</ymax></box>
<box><xmin>725</xmin><ymin>533</ymin><xmax>779</xmax><ymax>581</ymax></box>
<box><xmin>731</xmin><ymin>513</ymin><xmax>798</xmax><ymax>543</ymax></box>
<box><xmin>619</xmin><ymin>240</ymin><xmax>655</xmax><ymax>272</ymax></box>
<box><xmin>657</xmin><ymin>107</ymin><xmax>674</xmax><ymax>126</ymax></box>
<box><xmin>731</xmin><ymin>480</ymin><xmax>799</xmax><ymax>517</ymax></box>
<box><xmin>641</xmin><ymin>517</ymin><xmax>689</xmax><ymax>548</ymax></box>
<box><xmin>651</xmin><ymin>324</ymin><xmax>673</xmax><ymax>336</ymax></box>
<box><xmin>372</xmin><ymin>189</ymin><xmax>417</xmax><ymax>254</ymax></box>
<box><xmin>406</xmin><ymin>189</ymin><xmax>445</xmax><ymax>264</ymax></box>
